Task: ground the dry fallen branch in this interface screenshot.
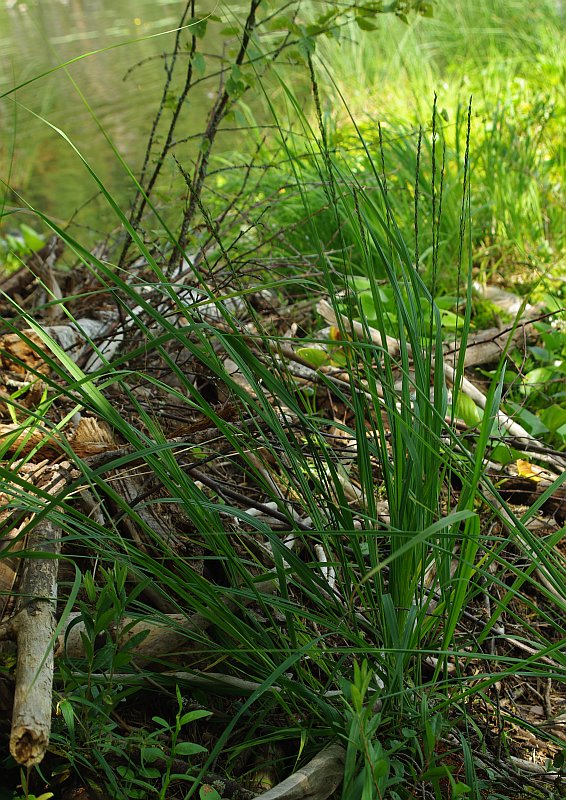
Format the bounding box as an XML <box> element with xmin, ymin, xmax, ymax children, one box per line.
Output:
<box><xmin>0</xmin><ymin>462</ymin><xmax>53</xmax><ymax>620</ymax></box>
<box><xmin>0</xmin><ymin>464</ymin><xmax>75</xmax><ymax>766</ymax></box>
<box><xmin>80</xmin><ymin>669</ymin><xmax>283</xmax><ymax>696</ymax></box>
<box><xmin>318</xmin><ymin>298</ymin><xmax>539</xmax><ymax>369</ymax></box>
<box><xmin>254</xmin><ymin>743</ymin><xmax>345</xmax><ymax>800</ymax></box>
<box><xmin>9</xmin><ymin>517</ymin><xmax>61</xmax><ymax>766</ymax></box>
<box><xmin>318</xmin><ymin>297</ymin><xmax>566</xmax><ymax>473</ymax></box>
<box><xmin>444</xmin><ymin>320</ymin><xmax>536</xmax><ymax>368</ymax></box>
<box><xmin>317</xmin><ymin>299</ymin><xmax>399</xmax><ymax>355</ymax></box>
<box><xmin>56</xmin><ymin>579</ymin><xmax>277</xmax><ymax>664</ymax></box>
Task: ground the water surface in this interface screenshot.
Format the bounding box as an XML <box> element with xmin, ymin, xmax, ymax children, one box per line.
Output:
<box><xmin>1</xmin><ymin>0</ymin><xmax>199</xmax><ymax>237</ymax></box>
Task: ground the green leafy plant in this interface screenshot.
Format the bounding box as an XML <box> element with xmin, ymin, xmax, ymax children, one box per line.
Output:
<box><xmin>116</xmin><ymin>687</ymin><xmax>212</xmax><ymax>800</ymax></box>
<box><xmin>0</xmin><ymin>224</ymin><xmax>46</xmax><ymax>271</ymax></box>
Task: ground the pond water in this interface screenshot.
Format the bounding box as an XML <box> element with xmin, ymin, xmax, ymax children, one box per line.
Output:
<box><xmin>0</xmin><ymin>0</ymin><xmax>214</xmax><ymax>238</ymax></box>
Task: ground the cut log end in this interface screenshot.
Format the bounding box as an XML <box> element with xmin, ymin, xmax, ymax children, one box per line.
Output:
<box><xmin>10</xmin><ymin>726</ymin><xmax>49</xmax><ymax>767</ymax></box>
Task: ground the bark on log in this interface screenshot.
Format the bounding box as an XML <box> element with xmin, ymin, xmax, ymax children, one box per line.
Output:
<box><xmin>9</xmin><ymin>518</ymin><xmax>61</xmax><ymax>767</ymax></box>
<box><xmin>444</xmin><ymin>321</ymin><xmax>535</xmax><ymax>368</ymax></box>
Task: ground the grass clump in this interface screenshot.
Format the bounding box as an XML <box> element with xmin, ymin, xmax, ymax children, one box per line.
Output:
<box><xmin>0</xmin><ymin>2</ymin><xmax>565</xmax><ymax>799</ymax></box>
<box><xmin>312</xmin><ymin>0</ymin><xmax>565</xmax><ymax>287</ymax></box>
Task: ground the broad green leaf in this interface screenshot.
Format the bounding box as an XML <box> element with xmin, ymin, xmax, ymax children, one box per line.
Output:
<box><xmin>455</xmin><ymin>392</ymin><xmax>483</xmax><ymax>426</ymax></box>
<box><xmin>439</xmin><ymin>308</ymin><xmax>461</xmax><ymax>330</ymax></box>
<box><xmin>267</xmin><ymin>15</ymin><xmax>296</xmax><ymax>32</ymax></box>
<box><xmin>179</xmin><ymin>709</ymin><xmax>212</xmax><ymax>725</ymax></box>
<box><xmin>418</xmin><ymin>2</ymin><xmax>434</xmax><ymax>17</ymax></box>
<box><xmin>522</xmin><ymin>366</ymin><xmax>553</xmax><ymax>396</ymax></box>
<box><xmin>316</xmin><ymin>9</ymin><xmax>338</xmax><ymax>26</ymax></box>
<box><xmin>539</xmin><ymin>404</ymin><xmax>566</xmax><ymax>433</ymax></box>
<box><xmin>421</xmin><ymin>766</ymin><xmax>448</xmax><ymax>779</ymax></box>
<box><xmin>226</xmin><ymin>76</ymin><xmax>245</xmax><ymax>98</ymax></box>
<box><xmin>350</xmin><ymin>276</ymin><xmax>371</xmax><ymax>291</ymax></box>
<box><xmin>191</xmin><ymin>19</ymin><xmax>207</xmax><ymax>38</ymax></box>
<box><xmin>200</xmin><ymin>786</ymin><xmax>222</xmax><ymax>800</ymax></box>
<box><xmin>435</xmin><ymin>295</ymin><xmax>460</xmax><ymax>309</ymax></box>
<box><xmin>506</xmin><ymin>401</ymin><xmax>549</xmax><ymax>436</ymax></box>
<box><xmin>356</xmin><ymin>16</ymin><xmax>379</xmax><ymax>31</ymax></box>
<box><xmin>140</xmin><ymin>767</ymin><xmax>160</xmax><ymax>779</ymax></box>
<box><xmin>528</xmin><ymin>346</ymin><xmax>551</xmax><ymax>361</ymax></box>
<box><xmin>20</xmin><ymin>223</ymin><xmax>46</xmax><ymax>251</ymax></box>
<box><xmin>192</xmin><ymin>52</ymin><xmax>206</xmax><ymax>77</ymax></box>
<box><xmin>360</xmin><ymin>290</ymin><xmax>377</xmax><ymax>319</ymax></box>
<box><xmin>490</xmin><ymin>443</ymin><xmax>523</xmax><ymax>465</ymax></box>
<box><xmin>141</xmin><ymin>746</ymin><xmax>164</xmax><ymax>764</ymax></box>
<box><xmin>295</xmin><ymin>346</ymin><xmax>329</xmax><ymax>368</ymax></box>
<box><xmin>174</xmin><ymin>741</ymin><xmax>208</xmax><ymax>756</ymax></box>
<box><xmin>373</xmin><ymin>758</ymin><xmax>389</xmax><ymax>778</ymax></box>
<box><xmin>57</xmin><ymin>698</ymin><xmax>76</xmax><ymax>740</ymax></box>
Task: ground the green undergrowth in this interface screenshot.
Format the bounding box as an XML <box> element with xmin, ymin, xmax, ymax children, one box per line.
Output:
<box><xmin>0</xmin><ymin>223</ymin><xmax>47</xmax><ymax>272</ymax></box>
<box><xmin>312</xmin><ymin>0</ymin><xmax>566</xmax><ymax>287</ymax></box>
<box><xmin>0</xmin><ymin>2</ymin><xmax>565</xmax><ymax>799</ymax></box>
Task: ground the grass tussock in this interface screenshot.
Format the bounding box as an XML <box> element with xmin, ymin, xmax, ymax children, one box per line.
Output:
<box><xmin>0</xmin><ymin>1</ymin><xmax>565</xmax><ymax>799</ymax></box>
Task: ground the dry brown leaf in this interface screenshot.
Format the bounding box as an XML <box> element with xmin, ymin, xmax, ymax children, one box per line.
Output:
<box><xmin>68</xmin><ymin>417</ymin><xmax>118</xmax><ymax>456</ymax></box>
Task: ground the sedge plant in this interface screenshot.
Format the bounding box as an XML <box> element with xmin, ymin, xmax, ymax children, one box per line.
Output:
<box><xmin>0</xmin><ymin>3</ymin><xmax>564</xmax><ymax>798</ymax></box>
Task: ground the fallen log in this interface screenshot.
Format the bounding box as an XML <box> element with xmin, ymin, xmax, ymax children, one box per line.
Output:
<box><xmin>55</xmin><ymin>579</ymin><xmax>277</xmax><ymax>664</ymax></box>
<box><xmin>9</xmin><ymin>517</ymin><xmax>61</xmax><ymax>767</ymax></box>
